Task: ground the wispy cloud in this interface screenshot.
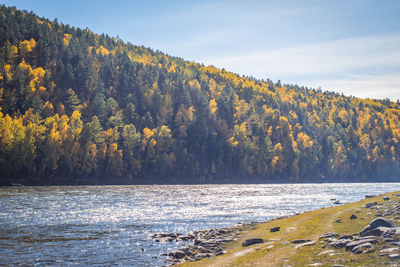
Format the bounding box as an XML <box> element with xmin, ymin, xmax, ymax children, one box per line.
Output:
<box><xmin>203</xmin><ymin>34</ymin><xmax>400</xmax><ymax>77</ymax></box>
<box><xmin>197</xmin><ymin>33</ymin><xmax>400</xmax><ymax>99</ymax></box>
<box><xmin>309</xmin><ymin>74</ymin><xmax>400</xmax><ymax>100</ymax></box>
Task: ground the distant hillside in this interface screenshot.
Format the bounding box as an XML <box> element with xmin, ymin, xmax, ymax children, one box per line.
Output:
<box><xmin>0</xmin><ymin>5</ymin><xmax>400</xmax><ymax>185</ymax></box>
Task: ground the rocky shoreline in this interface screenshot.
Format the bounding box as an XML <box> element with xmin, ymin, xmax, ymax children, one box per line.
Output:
<box><xmin>317</xmin><ymin>193</ymin><xmax>400</xmax><ymax>259</ymax></box>
<box><xmin>150</xmin><ymin>214</ymin><xmax>294</xmax><ymax>265</ymax></box>
<box><xmin>151</xmin><ymin>192</ymin><xmax>400</xmax><ymax>266</ymax></box>
<box><xmin>150</xmin><ymin>221</ymin><xmax>260</xmax><ymax>265</ymax></box>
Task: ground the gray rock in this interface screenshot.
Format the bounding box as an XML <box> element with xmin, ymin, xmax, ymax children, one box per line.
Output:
<box><xmin>193</xmin><ymin>253</ymin><xmax>212</xmax><ymax>260</ymax></box>
<box><xmin>199</xmin><ymin>248</ymin><xmax>212</xmax><ymax>253</ymax></box>
<box><xmin>270</xmin><ymin>226</ymin><xmax>280</xmax><ymax>232</ymax></box>
<box><xmin>359</xmin><ymin>235</ymin><xmax>380</xmax><ymax>241</ymax></box>
<box><xmin>379</xmin><ymin>247</ymin><xmax>399</xmax><ymax>256</ymax></box>
<box><xmin>169</xmin><ymin>250</ymin><xmax>186</xmax><ymax>259</ymax></box>
<box><xmin>361</xmin><ymin>226</ymin><xmax>400</xmax><ymax>237</ymax></box>
<box><xmin>181</xmin><ymin>247</ymin><xmax>193</xmax><ymax>256</ymax></box>
<box><xmin>180</xmin><ymin>234</ymin><xmax>195</xmax><ymax>241</ymax></box>
<box><xmin>335</xmin><ymin>219</ymin><xmax>343</xmax><ymax>223</ymax></box>
<box><xmin>365</xmin><ymin>202</ymin><xmax>378</xmax><ymax>208</ymax></box>
<box><xmin>216</xmin><ymin>250</ymin><xmax>226</xmax><ymax>256</ymax></box>
<box><xmin>360</xmin><ymin>218</ymin><xmax>397</xmax><ymax>236</ymax></box>
<box><xmin>389</xmin><ymin>253</ymin><xmax>400</xmax><ymax>259</ymax></box>
<box><xmin>215</xmin><ymin>247</ymin><xmax>224</xmax><ymax>252</ymax></box>
<box><xmin>323</xmin><ymin>237</ymin><xmax>337</xmax><ymax>243</ymax></box>
<box><xmin>242</xmin><ymin>238</ymin><xmax>263</xmax><ymax>247</ymax></box>
<box><xmin>345</xmin><ymin>239</ymin><xmax>377</xmax><ymax>251</ymax></box>
<box><xmin>350</xmin><ymin>214</ymin><xmax>357</xmax><ymax>220</ymax></box>
<box><xmin>291</xmin><ymin>239</ymin><xmax>311</xmax><ymax>244</ymax></box>
<box><xmin>365</xmin><ymin>194</ymin><xmax>377</xmax><ymax>198</ymax></box>
<box><xmin>383</xmin><ymin>196</ymin><xmax>390</xmax><ymax>201</ymax></box>
<box><xmin>331</xmin><ymin>239</ymin><xmax>351</xmax><ymax>248</ymax></box>
<box><xmin>338</xmin><ymin>234</ymin><xmax>353</xmax><ymax>240</ymax></box>
<box><xmin>319</xmin><ymin>232</ymin><xmax>338</xmax><ymax>239</ymax></box>
<box><xmin>352</xmin><ymin>242</ymin><xmax>375</xmax><ymax>254</ymax></box>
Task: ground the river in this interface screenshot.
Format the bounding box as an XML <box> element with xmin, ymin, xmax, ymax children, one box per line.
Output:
<box><xmin>0</xmin><ymin>183</ymin><xmax>399</xmax><ymax>266</ymax></box>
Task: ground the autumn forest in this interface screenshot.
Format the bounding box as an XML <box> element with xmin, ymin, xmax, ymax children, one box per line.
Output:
<box><xmin>1</xmin><ymin>5</ymin><xmax>400</xmax><ymax>185</ymax></box>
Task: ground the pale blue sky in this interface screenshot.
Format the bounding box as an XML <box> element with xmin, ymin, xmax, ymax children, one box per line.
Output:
<box><xmin>2</xmin><ymin>0</ymin><xmax>400</xmax><ymax>99</ymax></box>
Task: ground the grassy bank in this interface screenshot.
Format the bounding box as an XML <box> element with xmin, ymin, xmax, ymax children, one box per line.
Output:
<box><xmin>180</xmin><ymin>191</ymin><xmax>400</xmax><ymax>267</ymax></box>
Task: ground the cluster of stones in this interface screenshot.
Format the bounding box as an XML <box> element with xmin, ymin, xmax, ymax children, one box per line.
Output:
<box><xmin>318</xmin><ymin>194</ymin><xmax>400</xmax><ymax>260</ymax></box>
<box><xmin>152</xmin><ymin>194</ymin><xmax>400</xmax><ymax>265</ymax></box>
<box><xmin>151</xmin><ymin>222</ymin><xmax>259</xmax><ymax>265</ymax></box>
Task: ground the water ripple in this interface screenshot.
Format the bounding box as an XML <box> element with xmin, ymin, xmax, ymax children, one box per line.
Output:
<box><xmin>0</xmin><ymin>183</ymin><xmax>399</xmax><ymax>265</ymax></box>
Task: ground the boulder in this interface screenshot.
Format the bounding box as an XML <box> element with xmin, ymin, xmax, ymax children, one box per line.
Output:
<box><xmin>178</xmin><ymin>235</ymin><xmax>195</xmax><ymax>241</ymax></box>
<box><xmin>169</xmin><ymin>250</ymin><xmax>186</xmax><ymax>259</ymax></box>
<box><xmin>319</xmin><ymin>232</ymin><xmax>338</xmax><ymax>239</ymax></box>
<box><xmin>362</xmin><ymin>226</ymin><xmax>400</xmax><ymax>237</ymax></box>
<box><xmin>338</xmin><ymin>234</ymin><xmax>353</xmax><ymax>240</ymax></box>
<box><xmin>370</xmin><ymin>218</ymin><xmax>396</xmax><ymax>228</ymax></box>
<box><xmin>330</xmin><ymin>239</ymin><xmax>351</xmax><ymax>248</ymax></box>
<box><xmin>360</xmin><ymin>218</ymin><xmax>397</xmax><ymax>237</ymax></box>
<box><xmin>350</xmin><ymin>214</ymin><xmax>358</xmax><ymax>220</ymax></box>
<box><xmin>193</xmin><ymin>253</ymin><xmax>211</xmax><ymax>260</ymax></box>
<box><xmin>270</xmin><ymin>226</ymin><xmax>280</xmax><ymax>232</ymax></box>
<box><xmin>323</xmin><ymin>237</ymin><xmax>338</xmax><ymax>244</ymax></box>
<box><xmin>365</xmin><ymin>202</ymin><xmax>378</xmax><ymax>208</ymax></box>
<box><xmin>181</xmin><ymin>247</ymin><xmax>193</xmax><ymax>256</ymax></box>
<box><xmin>194</xmin><ymin>239</ymin><xmax>203</xmax><ymax>245</ymax></box>
<box><xmin>345</xmin><ymin>239</ymin><xmax>377</xmax><ymax>251</ymax></box>
<box><xmin>352</xmin><ymin>242</ymin><xmax>375</xmax><ymax>254</ymax></box>
<box><xmin>365</xmin><ymin>194</ymin><xmax>377</xmax><ymax>198</ymax></box>
<box><xmin>199</xmin><ymin>248</ymin><xmax>212</xmax><ymax>254</ymax></box>
<box><xmin>383</xmin><ymin>196</ymin><xmax>390</xmax><ymax>201</ymax></box>
<box><xmin>216</xmin><ymin>250</ymin><xmax>226</xmax><ymax>256</ymax></box>
<box><xmin>242</xmin><ymin>238</ymin><xmax>263</xmax><ymax>247</ymax></box>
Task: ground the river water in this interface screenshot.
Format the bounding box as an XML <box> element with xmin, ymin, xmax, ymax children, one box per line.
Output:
<box><xmin>0</xmin><ymin>183</ymin><xmax>399</xmax><ymax>266</ymax></box>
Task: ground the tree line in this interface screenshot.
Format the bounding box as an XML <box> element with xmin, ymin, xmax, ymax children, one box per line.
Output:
<box><xmin>1</xmin><ymin>5</ymin><xmax>400</xmax><ymax>185</ymax></box>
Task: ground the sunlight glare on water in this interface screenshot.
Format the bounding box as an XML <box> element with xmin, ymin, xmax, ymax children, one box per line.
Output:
<box><xmin>0</xmin><ymin>183</ymin><xmax>399</xmax><ymax>266</ymax></box>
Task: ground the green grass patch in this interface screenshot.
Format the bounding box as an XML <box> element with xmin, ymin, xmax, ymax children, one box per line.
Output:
<box><xmin>181</xmin><ymin>191</ymin><xmax>400</xmax><ymax>267</ymax></box>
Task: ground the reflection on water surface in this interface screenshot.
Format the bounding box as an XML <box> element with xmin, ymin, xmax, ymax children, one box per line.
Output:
<box><xmin>0</xmin><ymin>183</ymin><xmax>399</xmax><ymax>266</ymax></box>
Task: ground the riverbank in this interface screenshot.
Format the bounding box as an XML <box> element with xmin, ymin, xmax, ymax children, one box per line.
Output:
<box><xmin>166</xmin><ymin>191</ymin><xmax>400</xmax><ymax>266</ymax></box>
<box><xmin>3</xmin><ymin>173</ymin><xmax>400</xmax><ymax>186</ymax></box>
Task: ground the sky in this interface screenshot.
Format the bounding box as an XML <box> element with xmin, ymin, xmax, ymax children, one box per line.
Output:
<box><xmin>2</xmin><ymin>0</ymin><xmax>400</xmax><ymax>100</ymax></box>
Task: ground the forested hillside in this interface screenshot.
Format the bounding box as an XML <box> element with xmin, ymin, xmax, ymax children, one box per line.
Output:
<box><xmin>1</xmin><ymin>5</ymin><xmax>400</xmax><ymax>185</ymax></box>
